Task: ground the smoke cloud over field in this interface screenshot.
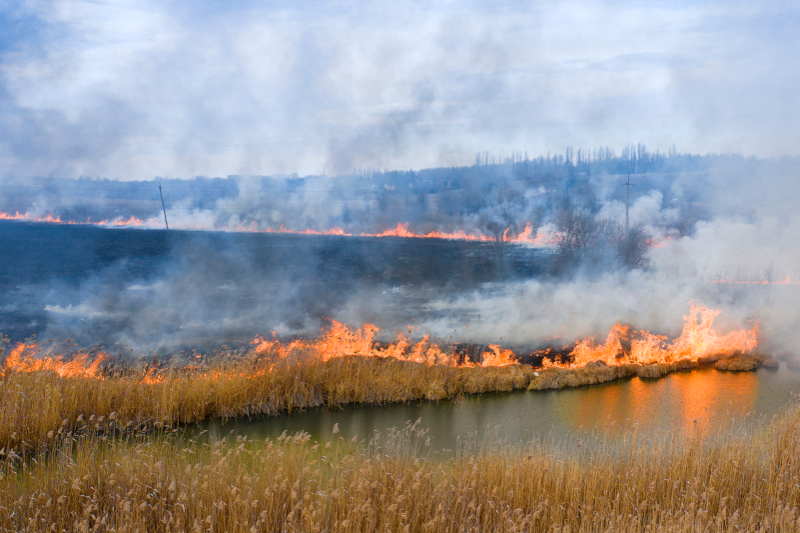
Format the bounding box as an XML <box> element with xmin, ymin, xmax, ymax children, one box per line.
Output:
<box><xmin>416</xmin><ymin>157</ymin><xmax>800</xmax><ymax>355</ymax></box>
<box><xmin>2</xmin><ymin>151</ymin><xmax>800</xmax><ymax>360</ymax></box>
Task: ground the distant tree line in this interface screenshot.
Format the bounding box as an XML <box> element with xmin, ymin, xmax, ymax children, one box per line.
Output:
<box><xmin>2</xmin><ymin>145</ymin><xmax>760</xmax><ymax>281</ymax></box>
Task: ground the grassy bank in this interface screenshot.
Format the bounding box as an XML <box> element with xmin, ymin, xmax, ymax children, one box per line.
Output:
<box><xmin>529</xmin><ymin>360</ymin><xmax>694</xmax><ymax>390</ymax></box>
<box><xmin>0</xmin><ymin>348</ymin><xmax>778</xmax><ymax>460</ymax></box>
<box><xmin>2</xmin><ymin>402</ymin><xmax>800</xmax><ymax>532</ymax></box>
<box><xmin>0</xmin><ymin>356</ymin><xmax>535</xmax><ymax>457</ymax></box>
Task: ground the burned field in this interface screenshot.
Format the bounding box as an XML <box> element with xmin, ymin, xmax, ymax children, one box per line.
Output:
<box><xmin>0</xmin><ymin>219</ymin><xmax>777</xmax><ymax>378</ymax></box>
<box><xmin>0</xmin><ymin>220</ymin><xmax>544</xmax><ymax>346</ymax></box>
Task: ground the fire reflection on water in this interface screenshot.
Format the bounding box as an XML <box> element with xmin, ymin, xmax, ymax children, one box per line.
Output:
<box><xmin>559</xmin><ymin>369</ymin><xmax>759</xmax><ymax>434</ymax></box>
<box><xmin>191</xmin><ymin>367</ymin><xmax>783</xmax><ymax>450</ymax></box>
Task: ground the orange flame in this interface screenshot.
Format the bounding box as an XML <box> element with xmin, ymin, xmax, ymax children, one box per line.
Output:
<box><xmin>2</xmin><ymin>342</ymin><xmax>107</xmax><ymax>379</ymax></box>
<box><xmin>0</xmin><ymin>211</ymin><xmax>161</xmax><ymax>228</ymax></box>
<box><xmin>479</xmin><ymin>345</ymin><xmax>518</xmax><ymax>367</ymax></box>
<box><xmin>252</xmin><ymin>321</ymin><xmax>454</xmax><ymax>366</ymax></box>
<box><xmin>1</xmin><ymin>304</ymin><xmax>759</xmax><ymax>381</ymax></box>
<box><xmin>571</xmin><ymin>323</ymin><xmax>630</xmax><ymax>367</ymax></box>
<box><xmin>565</xmin><ymin>304</ymin><xmax>758</xmax><ymax>367</ymax></box>
<box><xmin>1</xmin><ymin>211</ymin><xmax>553</xmax><ymax>244</ymax></box>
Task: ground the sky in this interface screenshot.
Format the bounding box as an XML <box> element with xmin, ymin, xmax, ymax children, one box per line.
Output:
<box><xmin>1</xmin><ymin>0</ymin><xmax>798</xmax><ymax>180</ymax></box>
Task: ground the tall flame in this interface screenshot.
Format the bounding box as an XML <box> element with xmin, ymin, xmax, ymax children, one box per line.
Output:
<box><xmin>2</xmin><ymin>342</ymin><xmax>107</xmax><ymax>379</ymax></box>
<box><xmin>566</xmin><ymin>304</ymin><xmax>758</xmax><ymax>367</ymax></box>
<box><xmin>251</xmin><ymin>321</ymin><xmax>455</xmax><ymax>366</ymax></box>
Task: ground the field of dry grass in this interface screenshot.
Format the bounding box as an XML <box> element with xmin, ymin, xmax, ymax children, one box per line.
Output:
<box><xmin>0</xmin><ymin>339</ymin><xmax>778</xmax><ymax>463</ymax></box>
<box><xmin>0</xmin><ymin>333</ymin><xmax>790</xmax><ymax>532</ymax></box>
<box><xmin>0</xmin><ymin>355</ymin><xmax>536</xmax><ymax>459</ymax></box>
<box><xmin>2</xmin><ymin>399</ymin><xmax>800</xmax><ymax>532</ymax></box>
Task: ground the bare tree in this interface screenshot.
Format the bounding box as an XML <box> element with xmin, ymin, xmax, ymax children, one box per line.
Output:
<box><xmin>617</xmin><ymin>223</ymin><xmax>652</xmax><ymax>269</ymax></box>
<box><xmin>552</xmin><ymin>208</ymin><xmax>652</xmax><ymax>273</ymax></box>
<box><xmin>482</xmin><ymin>212</ymin><xmax>519</xmax><ymax>279</ymax></box>
<box><xmin>554</xmin><ymin>208</ymin><xmax>594</xmax><ymax>258</ymax></box>
<box><xmin>485</xmin><ymin>220</ymin><xmax>510</xmax><ymax>277</ymax></box>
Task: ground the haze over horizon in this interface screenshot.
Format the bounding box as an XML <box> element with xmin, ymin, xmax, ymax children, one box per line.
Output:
<box><xmin>2</xmin><ymin>1</ymin><xmax>799</xmax><ymax>180</ymax></box>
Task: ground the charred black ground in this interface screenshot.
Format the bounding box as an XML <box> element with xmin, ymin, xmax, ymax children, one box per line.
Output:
<box><xmin>0</xmin><ymin>220</ymin><xmax>545</xmax><ymax>348</ymax></box>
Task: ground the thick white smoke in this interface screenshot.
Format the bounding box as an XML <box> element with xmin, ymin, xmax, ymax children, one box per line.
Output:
<box><xmin>416</xmin><ymin>159</ymin><xmax>800</xmax><ymax>355</ymax></box>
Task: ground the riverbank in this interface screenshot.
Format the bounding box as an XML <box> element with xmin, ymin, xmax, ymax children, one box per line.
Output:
<box><xmin>0</xmin><ymin>349</ymin><xmax>778</xmax><ymax>460</ymax></box>
<box><xmin>2</xmin><ymin>397</ymin><xmax>799</xmax><ymax>532</ymax></box>
<box><xmin>0</xmin><ymin>356</ymin><xmax>535</xmax><ymax>457</ymax></box>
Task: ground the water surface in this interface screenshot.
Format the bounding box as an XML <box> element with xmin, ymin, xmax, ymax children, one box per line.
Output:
<box><xmin>197</xmin><ymin>366</ymin><xmax>800</xmax><ymax>449</ymax></box>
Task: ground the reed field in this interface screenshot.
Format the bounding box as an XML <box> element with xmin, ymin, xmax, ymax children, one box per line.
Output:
<box><xmin>0</xmin><ymin>353</ymin><xmax>536</xmax><ymax>458</ymax></box>
<box><xmin>0</xmin><ymin>307</ymin><xmax>774</xmax><ymax>460</ymax></box>
<box><xmin>2</xmin><ymin>399</ymin><xmax>800</xmax><ymax>532</ymax></box>
<box><xmin>0</xmin><ymin>329</ymin><xmax>776</xmax><ymax>461</ymax></box>
<box><xmin>0</xmin><ymin>328</ymin><xmax>788</xmax><ymax>531</ymax></box>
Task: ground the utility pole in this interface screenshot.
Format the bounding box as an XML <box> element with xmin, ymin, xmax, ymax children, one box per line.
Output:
<box><xmin>621</xmin><ymin>173</ymin><xmax>636</xmax><ymax>231</ymax></box>
<box><xmin>159</xmin><ymin>185</ymin><xmax>169</xmax><ymax>231</ymax></box>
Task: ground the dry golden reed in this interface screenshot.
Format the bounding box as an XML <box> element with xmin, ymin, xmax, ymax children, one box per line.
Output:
<box><xmin>0</xmin><ymin>355</ymin><xmax>535</xmax><ymax>458</ymax></box>
<box><xmin>2</xmin><ymin>404</ymin><xmax>800</xmax><ymax>532</ymax></box>
<box><xmin>0</xmin><ymin>345</ymin><xmax>775</xmax><ymax>461</ymax></box>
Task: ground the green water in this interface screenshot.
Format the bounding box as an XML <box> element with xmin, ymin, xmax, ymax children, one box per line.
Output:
<box><xmin>196</xmin><ymin>366</ymin><xmax>800</xmax><ymax>449</ymax></box>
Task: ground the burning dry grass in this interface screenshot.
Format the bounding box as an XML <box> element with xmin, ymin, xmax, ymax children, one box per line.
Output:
<box><xmin>3</xmin><ymin>402</ymin><xmax>800</xmax><ymax>531</ymax></box>
<box><xmin>0</xmin><ymin>350</ymin><xmax>775</xmax><ymax>465</ymax></box>
<box><xmin>0</xmin><ymin>312</ymin><xmax>787</xmax><ymax>531</ymax></box>
<box><xmin>0</xmin><ymin>325</ymin><xmax>776</xmax><ymax>462</ymax></box>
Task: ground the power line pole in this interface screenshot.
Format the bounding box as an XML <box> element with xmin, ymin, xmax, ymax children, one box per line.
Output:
<box><xmin>621</xmin><ymin>173</ymin><xmax>636</xmax><ymax>231</ymax></box>
<box><xmin>159</xmin><ymin>185</ymin><xmax>169</xmax><ymax>231</ymax></box>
